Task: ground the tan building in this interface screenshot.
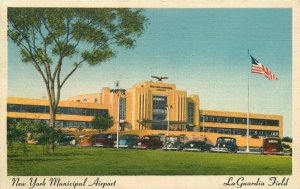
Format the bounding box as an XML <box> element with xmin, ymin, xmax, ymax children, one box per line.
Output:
<box><xmin>68</xmin><ymin>81</ymin><xmax>200</xmax><ymax>132</ymax></box>
<box><xmin>7</xmin><ymin>79</ymin><xmax>283</xmax><ymax>147</ymax></box>
<box><xmin>7</xmin><ymin>97</ymin><xmax>111</xmax><ymax>128</ymax></box>
<box><xmin>67</xmin><ymin>80</ymin><xmax>282</xmax><ymax>138</ymax></box>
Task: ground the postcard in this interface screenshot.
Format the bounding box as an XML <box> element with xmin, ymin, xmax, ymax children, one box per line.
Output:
<box><xmin>0</xmin><ymin>0</ymin><xmax>299</xmax><ymax>189</ymax></box>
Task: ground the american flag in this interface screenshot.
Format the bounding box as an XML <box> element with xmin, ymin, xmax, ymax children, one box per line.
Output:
<box><xmin>250</xmin><ymin>55</ymin><xmax>278</xmax><ymax>80</ymax></box>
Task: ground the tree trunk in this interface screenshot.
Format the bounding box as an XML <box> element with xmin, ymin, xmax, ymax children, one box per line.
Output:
<box><xmin>49</xmin><ymin>105</ymin><xmax>56</xmax><ymax>152</ymax></box>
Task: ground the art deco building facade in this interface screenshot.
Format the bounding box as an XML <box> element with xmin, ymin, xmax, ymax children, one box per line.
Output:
<box><xmin>67</xmin><ymin>81</ymin><xmax>200</xmax><ymax>132</ymax></box>
<box><xmin>7</xmin><ymin>80</ymin><xmax>283</xmax><ymax>139</ymax></box>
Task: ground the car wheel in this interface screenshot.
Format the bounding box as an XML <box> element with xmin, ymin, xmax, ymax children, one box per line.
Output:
<box><xmin>165</xmin><ymin>142</ymin><xmax>173</xmax><ymax>149</ymax></box>
<box><xmin>177</xmin><ymin>145</ymin><xmax>183</xmax><ymax>151</ymax></box>
<box><xmin>204</xmin><ymin>146</ymin><xmax>210</xmax><ymax>152</ymax></box>
<box><xmin>259</xmin><ymin>148</ymin><xmax>264</xmax><ymax>155</ymax></box>
<box><xmin>235</xmin><ymin>147</ymin><xmax>239</xmax><ymax>153</ymax></box>
<box><xmin>228</xmin><ymin>149</ymin><xmax>234</xmax><ymax>153</ymax></box>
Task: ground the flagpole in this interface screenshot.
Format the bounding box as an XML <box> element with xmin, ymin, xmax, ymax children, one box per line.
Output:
<box><xmin>246</xmin><ymin>50</ymin><xmax>250</xmax><ymax>153</ymax></box>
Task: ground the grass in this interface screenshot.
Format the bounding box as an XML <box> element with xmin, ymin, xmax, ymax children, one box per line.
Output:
<box><xmin>7</xmin><ymin>145</ymin><xmax>291</xmax><ymax>175</ymax></box>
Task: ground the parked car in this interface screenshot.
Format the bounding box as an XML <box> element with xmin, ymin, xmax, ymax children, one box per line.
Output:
<box><xmin>182</xmin><ymin>140</ymin><xmax>211</xmax><ymax>152</ymax></box>
<box><xmin>210</xmin><ymin>137</ymin><xmax>238</xmax><ymax>153</ymax></box>
<box><xmin>57</xmin><ymin>133</ymin><xmax>76</xmax><ymax>146</ymax></box>
<box><xmin>79</xmin><ymin>134</ymin><xmax>92</xmax><ymax>146</ymax></box>
<box><xmin>283</xmin><ymin>148</ymin><xmax>292</xmax><ymax>156</ymax></box>
<box><xmin>80</xmin><ymin>133</ymin><xmax>117</xmax><ymax>147</ymax></box>
<box><xmin>151</xmin><ymin>134</ymin><xmax>166</xmax><ymax>142</ymax></box>
<box><xmin>163</xmin><ymin>135</ymin><xmax>185</xmax><ymax>151</ymax></box>
<box><xmin>134</xmin><ymin>135</ymin><xmax>163</xmax><ymax>150</ymax></box>
<box><xmin>115</xmin><ymin>134</ymin><xmax>140</xmax><ymax>148</ymax></box>
<box><xmin>260</xmin><ymin>137</ymin><xmax>283</xmax><ymax>155</ymax></box>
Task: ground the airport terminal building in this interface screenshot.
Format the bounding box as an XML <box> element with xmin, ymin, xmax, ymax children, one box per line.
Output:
<box><xmin>7</xmin><ymin>80</ymin><xmax>283</xmax><ymax>141</ymax></box>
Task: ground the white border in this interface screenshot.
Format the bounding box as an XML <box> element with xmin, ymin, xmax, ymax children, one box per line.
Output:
<box><xmin>1</xmin><ymin>1</ymin><xmax>299</xmax><ymax>189</ymax></box>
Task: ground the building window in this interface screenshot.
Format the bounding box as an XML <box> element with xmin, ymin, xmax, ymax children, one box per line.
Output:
<box><xmin>119</xmin><ymin>97</ymin><xmax>126</xmax><ymax>121</ymax></box>
<box><xmin>7</xmin><ymin>118</ymin><xmax>92</xmax><ymax>128</ymax></box>
<box><xmin>7</xmin><ymin>104</ymin><xmax>21</xmax><ymax>112</ymax></box>
<box><xmin>201</xmin><ymin>126</ymin><xmax>279</xmax><ymax>137</ymax></box>
<box><xmin>152</xmin><ymin>96</ymin><xmax>167</xmax><ymax>121</ymax></box>
<box><xmin>199</xmin><ymin>115</ymin><xmax>279</xmax><ymax>127</ymax></box>
<box><xmin>187</xmin><ymin>102</ymin><xmax>194</xmax><ymax>124</ymax></box>
<box><xmin>7</xmin><ymin>104</ymin><xmax>108</xmax><ymax>117</ymax></box>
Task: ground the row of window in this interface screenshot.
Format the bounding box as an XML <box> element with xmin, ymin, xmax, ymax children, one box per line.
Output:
<box><xmin>8</xmin><ymin>118</ymin><xmax>92</xmax><ymax>128</ymax></box>
<box><xmin>153</xmin><ymin>96</ymin><xmax>167</xmax><ymax>121</ymax></box>
<box><xmin>187</xmin><ymin>102</ymin><xmax>194</xmax><ymax>124</ymax></box>
<box><xmin>119</xmin><ymin>98</ymin><xmax>126</xmax><ymax>120</ymax></box>
<box><xmin>153</xmin><ymin>109</ymin><xmax>167</xmax><ymax>114</ymax></box>
<box><xmin>201</xmin><ymin>126</ymin><xmax>279</xmax><ymax>137</ymax></box>
<box><xmin>7</xmin><ymin>104</ymin><xmax>108</xmax><ymax>117</ymax></box>
<box><xmin>152</xmin><ymin>114</ymin><xmax>167</xmax><ymax>121</ymax></box>
<box><xmin>200</xmin><ymin>115</ymin><xmax>279</xmax><ymax>126</ymax></box>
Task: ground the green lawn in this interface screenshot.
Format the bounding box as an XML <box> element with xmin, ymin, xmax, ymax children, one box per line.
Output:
<box><xmin>8</xmin><ymin>145</ymin><xmax>291</xmax><ymax>175</ymax></box>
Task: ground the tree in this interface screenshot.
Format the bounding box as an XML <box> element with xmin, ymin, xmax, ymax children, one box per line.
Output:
<box><xmin>8</xmin><ymin>8</ymin><xmax>148</xmax><ymax>151</ymax></box>
<box><xmin>7</xmin><ymin>119</ymin><xmax>63</xmax><ymax>155</ymax></box>
<box><xmin>30</xmin><ymin>122</ymin><xmax>63</xmax><ymax>154</ymax></box>
<box><xmin>281</xmin><ymin>136</ymin><xmax>292</xmax><ymax>143</ymax></box>
<box><xmin>7</xmin><ymin>119</ymin><xmax>33</xmax><ymax>155</ymax></box>
<box><xmin>91</xmin><ymin>114</ymin><xmax>114</xmax><ymax>133</ymax></box>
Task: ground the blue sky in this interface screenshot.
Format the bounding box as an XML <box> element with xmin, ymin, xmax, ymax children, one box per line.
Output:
<box><xmin>8</xmin><ymin>8</ymin><xmax>292</xmax><ymax>136</ymax></box>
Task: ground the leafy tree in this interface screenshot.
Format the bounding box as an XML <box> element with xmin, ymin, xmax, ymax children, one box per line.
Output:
<box><xmin>91</xmin><ymin>114</ymin><xmax>114</xmax><ymax>133</ymax></box>
<box><xmin>7</xmin><ymin>121</ymin><xmax>19</xmax><ymax>154</ymax></box>
<box><xmin>7</xmin><ymin>119</ymin><xmax>63</xmax><ymax>155</ymax></box>
<box><xmin>7</xmin><ymin>120</ymin><xmax>28</xmax><ymax>144</ymax></box>
<box><xmin>30</xmin><ymin>122</ymin><xmax>63</xmax><ymax>154</ymax></box>
<box><xmin>8</xmin><ymin>8</ymin><xmax>148</xmax><ymax>151</ymax></box>
<box><xmin>281</xmin><ymin>136</ymin><xmax>292</xmax><ymax>143</ymax></box>
<box><xmin>7</xmin><ymin>119</ymin><xmax>33</xmax><ymax>155</ymax></box>
<box><xmin>78</xmin><ymin>126</ymin><xmax>84</xmax><ymax>131</ymax></box>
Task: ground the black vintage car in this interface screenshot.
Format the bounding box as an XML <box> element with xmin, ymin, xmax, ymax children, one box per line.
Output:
<box><xmin>134</xmin><ymin>135</ymin><xmax>163</xmax><ymax>150</ymax></box>
<box><xmin>210</xmin><ymin>137</ymin><xmax>238</xmax><ymax>153</ymax></box>
<box><xmin>163</xmin><ymin>135</ymin><xmax>185</xmax><ymax>151</ymax></box>
<box><xmin>182</xmin><ymin>140</ymin><xmax>211</xmax><ymax>152</ymax></box>
<box><xmin>57</xmin><ymin>133</ymin><xmax>76</xmax><ymax>146</ymax></box>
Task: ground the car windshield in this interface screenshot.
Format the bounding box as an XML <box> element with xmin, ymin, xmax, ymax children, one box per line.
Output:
<box><xmin>63</xmin><ymin>134</ymin><xmax>74</xmax><ymax>138</ymax></box>
<box><xmin>266</xmin><ymin>139</ymin><xmax>279</xmax><ymax>143</ymax></box>
<box><xmin>107</xmin><ymin>134</ymin><xmax>117</xmax><ymax>139</ymax></box>
<box><xmin>143</xmin><ymin>136</ymin><xmax>150</xmax><ymax>140</ymax></box>
<box><xmin>120</xmin><ymin>135</ymin><xmax>139</xmax><ymax>140</ymax></box>
<box><xmin>166</xmin><ymin>136</ymin><xmax>178</xmax><ymax>142</ymax></box>
<box><xmin>95</xmin><ymin>134</ymin><xmax>106</xmax><ymax>139</ymax></box>
<box><xmin>151</xmin><ymin>136</ymin><xmax>160</xmax><ymax>140</ymax></box>
<box><xmin>217</xmin><ymin>138</ymin><xmax>235</xmax><ymax>143</ymax></box>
